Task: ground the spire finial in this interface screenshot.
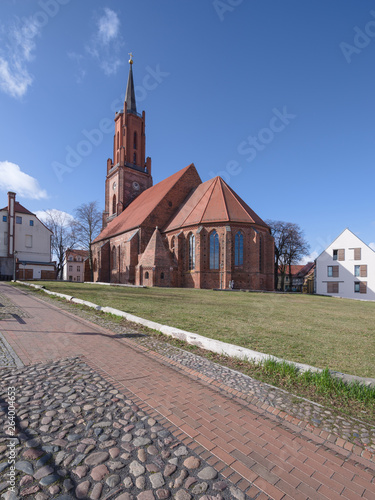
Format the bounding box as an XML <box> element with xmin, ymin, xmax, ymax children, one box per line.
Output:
<box><xmin>128</xmin><ymin>52</ymin><xmax>133</xmax><ymax>65</ymax></box>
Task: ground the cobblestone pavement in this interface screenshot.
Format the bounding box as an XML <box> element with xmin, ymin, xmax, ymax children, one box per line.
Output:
<box><xmin>15</xmin><ymin>288</ymin><xmax>375</xmax><ymax>456</ymax></box>
<box><xmin>1</xmin><ymin>283</ymin><xmax>375</xmax><ymax>500</ymax></box>
<box><xmin>0</xmin><ymin>357</ymin><xmax>244</xmax><ymax>500</ymax></box>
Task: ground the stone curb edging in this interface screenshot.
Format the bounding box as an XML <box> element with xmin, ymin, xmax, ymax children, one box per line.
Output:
<box><xmin>15</xmin><ymin>281</ymin><xmax>375</xmax><ymax>388</ymax></box>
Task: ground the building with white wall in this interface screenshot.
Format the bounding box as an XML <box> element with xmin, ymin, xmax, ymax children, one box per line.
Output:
<box><xmin>315</xmin><ymin>228</ymin><xmax>375</xmax><ymax>300</ymax></box>
<box><xmin>62</xmin><ymin>249</ymin><xmax>88</xmax><ymax>282</ymax></box>
<box><xmin>0</xmin><ymin>192</ymin><xmax>55</xmax><ymax>280</ymax></box>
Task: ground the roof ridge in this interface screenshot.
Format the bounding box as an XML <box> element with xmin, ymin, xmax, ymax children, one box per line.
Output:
<box><xmin>217</xmin><ymin>177</ymin><xmax>230</xmax><ymax>221</ymax></box>
<box><xmin>201</xmin><ymin>177</ymin><xmax>218</xmax><ymax>223</ymax></box>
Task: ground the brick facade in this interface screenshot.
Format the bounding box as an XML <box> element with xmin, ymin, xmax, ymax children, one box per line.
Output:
<box><xmin>92</xmin><ymin>61</ymin><xmax>275</xmax><ymax>290</ymax></box>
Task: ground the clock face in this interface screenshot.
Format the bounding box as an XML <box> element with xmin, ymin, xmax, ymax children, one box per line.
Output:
<box><xmin>112</xmin><ymin>181</ymin><xmax>117</xmax><ymax>190</ymax></box>
<box><xmin>132</xmin><ymin>181</ymin><xmax>140</xmax><ymax>191</ymax></box>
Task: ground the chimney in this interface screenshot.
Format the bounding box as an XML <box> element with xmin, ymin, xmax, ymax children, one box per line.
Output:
<box><xmin>7</xmin><ymin>192</ymin><xmax>16</xmax><ymax>257</ymax></box>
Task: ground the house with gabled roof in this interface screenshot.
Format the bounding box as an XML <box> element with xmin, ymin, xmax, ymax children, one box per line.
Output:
<box><xmin>91</xmin><ymin>58</ymin><xmax>274</xmax><ymax>289</ymax></box>
<box><xmin>0</xmin><ymin>192</ymin><xmax>55</xmax><ymax>280</ymax></box>
<box><xmin>315</xmin><ymin>228</ymin><xmax>375</xmax><ymax>300</ymax></box>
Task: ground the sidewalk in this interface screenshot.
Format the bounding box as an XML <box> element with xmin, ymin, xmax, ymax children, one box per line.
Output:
<box><xmin>1</xmin><ymin>282</ymin><xmax>374</xmax><ymax>499</ymax></box>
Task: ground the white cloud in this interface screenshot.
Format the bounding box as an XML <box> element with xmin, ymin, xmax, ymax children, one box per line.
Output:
<box><xmin>0</xmin><ymin>17</ymin><xmax>40</xmax><ymax>98</ymax></box>
<box><xmin>299</xmin><ymin>251</ymin><xmax>319</xmax><ymax>265</ymax></box>
<box><xmin>98</xmin><ymin>8</ymin><xmax>120</xmax><ymax>45</ymax></box>
<box><xmin>35</xmin><ymin>209</ymin><xmax>74</xmax><ymax>226</ymax></box>
<box><xmin>81</xmin><ymin>8</ymin><xmax>124</xmax><ymax>77</ymax></box>
<box><xmin>0</xmin><ymin>161</ymin><xmax>48</xmax><ymax>200</ymax></box>
<box><xmin>369</xmin><ymin>242</ymin><xmax>375</xmax><ymax>251</ymax></box>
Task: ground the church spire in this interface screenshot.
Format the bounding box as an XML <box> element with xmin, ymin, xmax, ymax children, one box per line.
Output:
<box><xmin>125</xmin><ymin>53</ymin><xmax>137</xmax><ymax>114</ymax></box>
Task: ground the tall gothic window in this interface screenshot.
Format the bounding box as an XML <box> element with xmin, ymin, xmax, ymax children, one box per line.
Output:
<box><xmin>259</xmin><ymin>234</ymin><xmax>263</xmax><ymax>272</ymax></box>
<box><xmin>133</xmin><ymin>152</ymin><xmax>137</xmax><ymax>164</ymax></box>
<box><xmin>112</xmin><ymin>194</ymin><xmax>117</xmax><ymax>214</ymax></box>
<box><xmin>235</xmin><ymin>231</ymin><xmax>244</xmax><ymax>266</ymax></box>
<box><xmin>209</xmin><ymin>231</ymin><xmax>219</xmax><ymax>270</ymax></box>
<box><xmin>112</xmin><ymin>246</ymin><xmax>117</xmax><ymax>270</ymax></box>
<box><xmin>117</xmin><ymin>131</ymin><xmax>120</xmax><ymax>149</ymax></box>
<box><xmin>133</xmin><ymin>131</ymin><xmax>137</xmax><ymax>149</ymax></box>
<box><xmin>188</xmin><ymin>234</ymin><xmax>195</xmax><ymax>270</ymax></box>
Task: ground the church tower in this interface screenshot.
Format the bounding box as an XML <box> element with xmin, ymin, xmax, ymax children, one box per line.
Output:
<box><xmin>103</xmin><ymin>54</ymin><xmax>152</xmax><ymax>228</ymax></box>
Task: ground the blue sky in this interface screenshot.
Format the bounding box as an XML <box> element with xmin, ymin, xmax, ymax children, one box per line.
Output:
<box><xmin>1</xmin><ymin>0</ymin><xmax>375</xmax><ymax>261</ymax></box>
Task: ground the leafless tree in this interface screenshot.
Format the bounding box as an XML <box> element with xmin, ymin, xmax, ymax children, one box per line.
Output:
<box><xmin>72</xmin><ymin>201</ymin><xmax>102</xmax><ymax>281</ymax></box>
<box><xmin>267</xmin><ymin>220</ymin><xmax>310</xmax><ymax>291</ymax></box>
<box><xmin>41</xmin><ymin>210</ymin><xmax>76</xmax><ymax>279</ymax></box>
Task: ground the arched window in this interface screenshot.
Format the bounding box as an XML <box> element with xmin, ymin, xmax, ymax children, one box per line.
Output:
<box><xmin>133</xmin><ymin>152</ymin><xmax>137</xmax><ymax>164</ymax></box>
<box><xmin>259</xmin><ymin>234</ymin><xmax>263</xmax><ymax>272</ymax></box>
<box><xmin>160</xmin><ymin>272</ymin><xmax>164</xmax><ymax>280</ymax></box>
<box><xmin>145</xmin><ymin>271</ymin><xmax>149</xmax><ymax>279</ymax></box>
<box><xmin>209</xmin><ymin>231</ymin><xmax>219</xmax><ymax>270</ymax></box>
<box><xmin>235</xmin><ymin>232</ymin><xmax>244</xmax><ymax>266</ymax></box>
<box><xmin>112</xmin><ymin>194</ymin><xmax>117</xmax><ymax>214</ymax></box>
<box><xmin>170</xmin><ymin>236</ymin><xmax>175</xmax><ymax>251</ymax></box>
<box><xmin>112</xmin><ymin>246</ymin><xmax>117</xmax><ymax>270</ymax></box>
<box><xmin>133</xmin><ymin>131</ymin><xmax>137</xmax><ymax>149</ymax></box>
<box><xmin>188</xmin><ymin>234</ymin><xmax>195</xmax><ymax>270</ymax></box>
<box><xmin>117</xmin><ymin>131</ymin><xmax>120</xmax><ymax>149</ymax></box>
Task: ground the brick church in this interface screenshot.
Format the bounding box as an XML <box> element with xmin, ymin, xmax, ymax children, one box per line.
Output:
<box><xmin>91</xmin><ymin>58</ymin><xmax>274</xmax><ymax>290</ymax></box>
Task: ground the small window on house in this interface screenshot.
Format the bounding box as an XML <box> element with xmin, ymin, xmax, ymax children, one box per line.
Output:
<box><xmin>354</xmin><ymin>248</ymin><xmax>361</xmax><ymax>260</ymax></box>
<box><xmin>333</xmin><ymin>249</ymin><xmax>345</xmax><ymax>261</ymax></box>
<box><xmin>327</xmin><ymin>282</ymin><xmax>339</xmax><ymax>293</ymax></box>
<box><xmin>354</xmin><ymin>281</ymin><xmax>366</xmax><ymax>293</ymax></box>
<box><xmin>68</xmin><ymin>256</ymin><xmax>73</xmax><ymax>261</ymax></box>
<box><xmin>3</xmin><ymin>216</ymin><xmax>7</xmax><ymax>222</ymax></box>
<box><xmin>29</xmin><ymin>220</ymin><xmax>34</xmax><ymax>226</ymax></box>
<box><xmin>327</xmin><ymin>266</ymin><xmax>339</xmax><ymax>277</ymax></box>
<box><xmin>69</xmin><ymin>265</ymin><xmax>73</xmax><ymax>272</ymax></box>
<box><xmin>16</xmin><ymin>216</ymin><xmax>22</xmax><ymax>224</ymax></box>
<box><xmin>77</xmin><ymin>276</ymin><xmax>81</xmax><ymax>282</ymax></box>
<box><xmin>77</xmin><ymin>266</ymin><xmax>80</xmax><ymax>272</ymax></box>
<box><xmin>145</xmin><ymin>271</ymin><xmax>149</xmax><ymax>279</ymax></box>
<box><xmin>69</xmin><ymin>276</ymin><xmax>73</xmax><ymax>281</ymax></box>
<box><xmin>354</xmin><ymin>265</ymin><xmax>360</xmax><ymax>277</ymax></box>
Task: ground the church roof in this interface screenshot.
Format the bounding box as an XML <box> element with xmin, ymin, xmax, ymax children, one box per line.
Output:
<box><xmin>163</xmin><ymin>176</ymin><xmax>269</xmax><ymax>232</ymax></box>
<box><xmin>94</xmin><ymin>164</ymin><xmax>201</xmax><ymax>243</ymax></box>
<box><xmin>138</xmin><ymin>227</ymin><xmax>175</xmax><ymax>268</ymax></box>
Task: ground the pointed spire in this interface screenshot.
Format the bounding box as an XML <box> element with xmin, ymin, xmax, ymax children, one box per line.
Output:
<box><xmin>125</xmin><ymin>53</ymin><xmax>137</xmax><ymax>114</ymax></box>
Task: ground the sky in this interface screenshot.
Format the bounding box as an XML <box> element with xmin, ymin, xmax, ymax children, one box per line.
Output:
<box><xmin>1</xmin><ymin>0</ymin><xmax>375</xmax><ymax>262</ymax></box>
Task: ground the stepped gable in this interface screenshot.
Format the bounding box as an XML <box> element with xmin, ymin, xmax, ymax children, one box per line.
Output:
<box><xmin>94</xmin><ymin>163</ymin><xmax>202</xmax><ymax>243</ymax></box>
<box><xmin>138</xmin><ymin>227</ymin><xmax>175</xmax><ymax>268</ymax></box>
<box><xmin>163</xmin><ymin>176</ymin><xmax>269</xmax><ymax>232</ymax></box>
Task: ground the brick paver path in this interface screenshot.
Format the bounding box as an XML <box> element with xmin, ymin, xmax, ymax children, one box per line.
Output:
<box><xmin>1</xmin><ymin>283</ymin><xmax>374</xmax><ymax>499</ymax></box>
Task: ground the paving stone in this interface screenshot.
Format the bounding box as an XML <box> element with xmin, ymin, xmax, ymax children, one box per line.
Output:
<box><xmin>149</xmin><ymin>472</ymin><xmax>165</xmax><ymax>488</ymax></box>
<box><xmin>91</xmin><ymin>463</ymin><xmax>109</xmax><ymax>481</ymax></box>
<box><xmin>75</xmin><ymin>480</ymin><xmax>90</xmax><ymax>499</ymax></box>
<box><xmin>90</xmin><ymin>483</ymin><xmax>103</xmax><ymax>500</ymax></box>
<box><xmin>84</xmin><ymin>451</ymin><xmax>109</xmax><ymax>466</ymax></box>
<box><xmin>198</xmin><ymin>467</ymin><xmax>217</xmax><ymax>480</ymax></box>
<box><xmin>129</xmin><ymin>460</ymin><xmax>145</xmax><ymax>477</ymax></box>
<box><xmin>183</xmin><ymin>456</ymin><xmax>200</xmax><ymax>469</ymax></box>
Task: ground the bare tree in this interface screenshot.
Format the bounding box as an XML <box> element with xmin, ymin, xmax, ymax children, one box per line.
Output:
<box><xmin>73</xmin><ymin>201</ymin><xmax>102</xmax><ymax>281</ymax></box>
<box><xmin>41</xmin><ymin>210</ymin><xmax>76</xmax><ymax>279</ymax></box>
<box><xmin>267</xmin><ymin>220</ymin><xmax>310</xmax><ymax>291</ymax></box>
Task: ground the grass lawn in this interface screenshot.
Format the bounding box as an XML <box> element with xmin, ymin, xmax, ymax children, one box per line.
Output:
<box><xmin>25</xmin><ymin>282</ymin><xmax>375</xmax><ymax>378</ymax></box>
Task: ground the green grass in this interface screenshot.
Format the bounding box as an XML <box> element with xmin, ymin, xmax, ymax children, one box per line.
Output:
<box><xmin>16</xmin><ymin>281</ymin><xmax>375</xmax><ymax>379</ymax></box>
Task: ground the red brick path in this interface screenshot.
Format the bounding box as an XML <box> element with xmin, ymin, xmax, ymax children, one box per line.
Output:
<box><xmin>1</xmin><ymin>283</ymin><xmax>374</xmax><ymax>499</ymax></box>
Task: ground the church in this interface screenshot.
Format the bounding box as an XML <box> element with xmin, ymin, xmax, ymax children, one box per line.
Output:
<box><xmin>91</xmin><ymin>57</ymin><xmax>274</xmax><ymax>290</ymax></box>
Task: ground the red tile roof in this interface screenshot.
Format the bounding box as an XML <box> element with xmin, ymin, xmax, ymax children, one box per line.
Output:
<box><xmin>1</xmin><ymin>201</ymin><xmax>34</xmax><ymax>215</ymax></box>
<box><xmin>66</xmin><ymin>249</ymin><xmax>89</xmax><ymax>259</ymax></box>
<box><xmin>278</xmin><ymin>265</ymin><xmax>305</xmax><ymax>276</ymax></box>
<box><xmin>164</xmin><ymin>176</ymin><xmax>269</xmax><ymax>232</ymax></box>
<box><xmin>94</xmin><ymin>164</ymin><xmax>201</xmax><ymax>243</ymax></box>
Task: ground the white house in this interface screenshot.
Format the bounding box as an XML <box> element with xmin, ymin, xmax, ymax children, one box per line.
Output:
<box><xmin>315</xmin><ymin>228</ymin><xmax>375</xmax><ymax>301</ymax></box>
<box><xmin>0</xmin><ymin>192</ymin><xmax>55</xmax><ymax>280</ymax></box>
<box><xmin>62</xmin><ymin>248</ymin><xmax>88</xmax><ymax>282</ymax></box>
